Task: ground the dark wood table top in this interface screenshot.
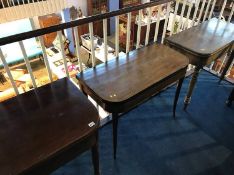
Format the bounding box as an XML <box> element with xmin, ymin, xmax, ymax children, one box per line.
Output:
<box><xmin>0</xmin><ymin>78</ymin><xmax>99</xmax><ymax>175</ymax></box>
<box><xmin>165</xmin><ymin>18</ymin><xmax>234</xmax><ymax>58</ymax></box>
<box><xmin>77</xmin><ymin>44</ymin><xmax>189</xmax><ymax>113</ymax></box>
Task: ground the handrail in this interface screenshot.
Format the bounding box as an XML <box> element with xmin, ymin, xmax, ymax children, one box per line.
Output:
<box><xmin>0</xmin><ymin>0</ymin><xmax>172</xmax><ymax>46</ymax></box>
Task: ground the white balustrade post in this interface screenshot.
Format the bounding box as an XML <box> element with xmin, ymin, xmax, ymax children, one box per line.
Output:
<box><xmin>145</xmin><ymin>7</ymin><xmax>152</xmax><ymax>46</ymax></box>
<box><xmin>103</xmin><ymin>18</ymin><xmax>108</xmax><ymax>62</ymax></box>
<box><xmin>19</xmin><ymin>41</ymin><xmax>37</xmax><ymax>88</ymax></box>
<box><xmin>73</xmin><ymin>27</ymin><xmax>83</xmax><ymax>72</ymax></box>
<box><xmin>126</xmin><ymin>12</ymin><xmax>132</xmax><ymax>54</ymax></box>
<box><xmin>115</xmin><ymin>16</ymin><xmax>120</xmax><ymax>57</ymax></box>
<box><xmin>0</xmin><ymin>48</ymin><xmax>19</xmax><ymax>95</ymax></box>
<box><xmin>89</xmin><ymin>22</ymin><xmax>96</xmax><ymax>67</ymax></box>
<box><xmin>161</xmin><ymin>2</ymin><xmax>171</xmax><ymax>44</ymax></box>
<box><xmin>136</xmin><ymin>10</ymin><xmax>143</xmax><ymax>49</ymax></box>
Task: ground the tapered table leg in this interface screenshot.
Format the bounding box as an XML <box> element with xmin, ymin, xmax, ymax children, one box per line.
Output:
<box><xmin>219</xmin><ymin>50</ymin><xmax>234</xmax><ymax>83</ymax></box>
<box><xmin>184</xmin><ymin>66</ymin><xmax>201</xmax><ymax>110</ymax></box>
<box><xmin>92</xmin><ymin>133</ymin><xmax>100</xmax><ymax>175</ymax></box>
<box><xmin>112</xmin><ymin>113</ymin><xmax>119</xmax><ymax>159</ymax></box>
<box><xmin>226</xmin><ymin>88</ymin><xmax>234</xmax><ymax>107</ymax></box>
<box><xmin>173</xmin><ymin>77</ymin><xmax>185</xmax><ymax>118</ymax></box>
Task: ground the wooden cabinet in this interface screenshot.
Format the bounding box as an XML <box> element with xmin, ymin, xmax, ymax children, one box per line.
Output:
<box><xmin>119</xmin><ymin>0</ymin><xmax>141</xmax><ymax>8</ymax></box>
<box><xmin>38</xmin><ymin>14</ymin><xmax>61</xmax><ymax>47</ymax></box>
<box><xmin>87</xmin><ymin>0</ymin><xmax>109</xmax><ymax>15</ymax></box>
<box><xmin>87</xmin><ymin>0</ymin><xmax>109</xmax><ymax>37</ymax></box>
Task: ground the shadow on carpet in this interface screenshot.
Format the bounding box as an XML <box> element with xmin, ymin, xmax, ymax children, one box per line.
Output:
<box><xmin>52</xmin><ymin>70</ymin><xmax>234</xmax><ymax>175</ymax></box>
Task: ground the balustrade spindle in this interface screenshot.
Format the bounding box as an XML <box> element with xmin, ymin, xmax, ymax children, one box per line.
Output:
<box><xmin>9</xmin><ymin>0</ymin><xmax>18</xmax><ymax>18</ymax></box>
<box><xmin>219</xmin><ymin>0</ymin><xmax>227</xmax><ymax>20</ymax></box>
<box><xmin>192</xmin><ymin>0</ymin><xmax>200</xmax><ymax>26</ymax></box>
<box><xmin>203</xmin><ymin>0</ymin><xmax>212</xmax><ymax>22</ymax></box>
<box><xmin>170</xmin><ymin>0</ymin><xmax>179</xmax><ymax>36</ymax></box>
<box><xmin>0</xmin><ymin>0</ymin><xmax>7</xmax><ymax>20</ymax></box>
<box><xmin>16</xmin><ymin>0</ymin><xmax>23</xmax><ymax>18</ymax></box>
<box><xmin>161</xmin><ymin>2</ymin><xmax>171</xmax><ymax>44</ymax></box>
<box><xmin>178</xmin><ymin>0</ymin><xmax>187</xmax><ymax>33</ymax></box>
<box><xmin>209</xmin><ymin>0</ymin><xmax>217</xmax><ymax>19</ymax></box>
<box><xmin>126</xmin><ymin>12</ymin><xmax>132</xmax><ymax>54</ymax></box>
<box><xmin>197</xmin><ymin>0</ymin><xmax>206</xmax><ymax>23</ymax></box>
<box><xmin>103</xmin><ymin>18</ymin><xmax>108</xmax><ymax>62</ymax></box>
<box><xmin>209</xmin><ymin>61</ymin><xmax>215</xmax><ymax>70</ymax></box>
<box><xmin>115</xmin><ymin>16</ymin><xmax>120</xmax><ymax>57</ymax></box>
<box><xmin>217</xmin><ymin>54</ymin><xmax>227</xmax><ymax>74</ymax></box>
<box><xmin>41</xmin><ymin>0</ymin><xmax>48</xmax><ymax>15</ymax></box>
<box><xmin>184</xmin><ymin>2</ymin><xmax>192</xmax><ymax>29</ymax></box>
<box><xmin>227</xmin><ymin>60</ymin><xmax>234</xmax><ymax>76</ymax></box>
<box><xmin>6</xmin><ymin>0</ymin><xmax>15</xmax><ymax>19</ymax></box>
<box><xmin>89</xmin><ymin>22</ymin><xmax>96</xmax><ymax>67</ymax></box>
<box><xmin>136</xmin><ymin>10</ymin><xmax>143</xmax><ymax>49</ymax></box>
<box><xmin>38</xmin><ymin>36</ymin><xmax>53</xmax><ymax>82</ymax></box>
<box><xmin>19</xmin><ymin>41</ymin><xmax>37</xmax><ymax>88</ymax></box>
<box><xmin>45</xmin><ymin>0</ymin><xmax>52</xmax><ymax>14</ymax></box>
<box><xmin>145</xmin><ymin>8</ymin><xmax>152</xmax><ymax>46</ymax></box>
<box><xmin>58</xmin><ymin>31</ymin><xmax>69</xmax><ymax>78</ymax></box>
<box><xmin>228</xmin><ymin>2</ymin><xmax>234</xmax><ymax>22</ymax></box>
<box><xmin>31</xmin><ymin>0</ymin><xmax>37</xmax><ymax>16</ymax></box>
<box><xmin>154</xmin><ymin>5</ymin><xmax>161</xmax><ymax>42</ymax></box>
<box><xmin>0</xmin><ymin>48</ymin><xmax>19</xmax><ymax>95</ymax></box>
<box><xmin>73</xmin><ymin>27</ymin><xmax>83</xmax><ymax>72</ymax></box>
<box><xmin>26</xmin><ymin>0</ymin><xmax>33</xmax><ymax>17</ymax></box>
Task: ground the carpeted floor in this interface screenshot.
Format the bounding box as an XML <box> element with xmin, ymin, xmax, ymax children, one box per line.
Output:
<box><xmin>51</xmin><ymin>70</ymin><xmax>234</xmax><ymax>175</ymax></box>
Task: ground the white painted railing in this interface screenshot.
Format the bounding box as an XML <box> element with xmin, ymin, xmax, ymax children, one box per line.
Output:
<box><xmin>0</xmin><ymin>0</ymin><xmax>234</xmax><ymax>103</ymax></box>
<box><xmin>0</xmin><ymin>0</ymin><xmax>70</xmax><ymax>23</ymax></box>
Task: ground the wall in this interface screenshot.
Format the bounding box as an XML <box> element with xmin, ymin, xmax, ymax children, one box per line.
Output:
<box><xmin>109</xmin><ymin>0</ymin><xmax>119</xmax><ymax>34</ymax></box>
<box><xmin>141</xmin><ymin>0</ymin><xmax>150</xmax><ymax>4</ymax></box>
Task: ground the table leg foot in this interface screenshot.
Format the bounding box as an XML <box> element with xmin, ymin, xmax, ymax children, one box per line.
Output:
<box><xmin>112</xmin><ymin>113</ymin><xmax>119</xmax><ymax>159</ymax></box>
<box><xmin>92</xmin><ymin>133</ymin><xmax>100</xmax><ymax>175</ymax></box>
<box><xmin>183</xmin><ymin>66</ymin><xmax>201</xmax><ymax>110</ymax></box>
<box><xmin>183</xmin><ymin>97</ymin><xmax>191</xmax><ymax>110</ymax></box>
<box><xmin>173</xmin><ymin>77</ymin><xmax>185</xmax><ymax>118</ymax></box>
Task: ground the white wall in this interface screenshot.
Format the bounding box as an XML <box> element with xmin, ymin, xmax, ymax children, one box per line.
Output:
<box><xmin>141</xmin><ymin>0</ymin><xmax>150</xmax><ymax>4</ymax></box>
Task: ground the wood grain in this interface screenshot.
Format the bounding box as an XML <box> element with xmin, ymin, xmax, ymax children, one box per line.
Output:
<box><xmin>0</xmin><ymin>78</ymin><xmax>99</xmax><ymax>175</ymax></box>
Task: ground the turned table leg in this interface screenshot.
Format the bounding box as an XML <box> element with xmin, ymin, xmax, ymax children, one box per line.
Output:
<box><xmin>92</xmin><ymin>132</ymin><xmax>100</xmax><ymax>175</ymax></box>
<box><xmin>112</xmin><ymin>113</ymin><xmax>119</xmax><ymax>159</ymax></box>
<box><xmin>173</xmin><ymin>77</ymin><xmax>185</xmax><ymax>118</ymax></box>
<box><xmin>184</xmin><ymin>66</ymin><xmax>201</xmax><ymax>110</ymax></box>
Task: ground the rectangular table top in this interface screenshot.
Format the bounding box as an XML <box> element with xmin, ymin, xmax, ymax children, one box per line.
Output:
<box><xmin>77</xmin><ymin>44</ymin><xmax>188</xmax><ymax>112</ymax></box>
<box><xmin>0</xmin><ymin>78</ymin><xmax>99</xmax><ymax>175</ymax></box>
<box><xmin>165</xmin><ymin>18</ymin><xmax>234</xmax><ymax>58</ymax></box>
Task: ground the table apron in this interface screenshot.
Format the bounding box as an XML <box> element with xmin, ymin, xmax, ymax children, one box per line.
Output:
<box><xmin>78</xmin><ymin>67</ymin><xmax>187</xmax><ymax>113</ymax></box>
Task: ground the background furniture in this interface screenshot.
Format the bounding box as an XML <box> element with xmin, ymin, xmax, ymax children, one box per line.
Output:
<box><xmin>77</xmin><ymin>44</ymin><xmax>189</xmax><ymax>159</ymax></box>
<box><xmin>38</xmin><ymin>13</ymin><xmax>61</xmax><ymax>47</ymax></box>
<box><xmin>0</xmin><ymin>18</ymin><xmax>43</xmax><ymax>70</ymax></box>
<box><xmin>119</xmin><ymin>0</ymin><xmax>141</xmax><ymax>8</ymax></box>
<box><xmin>165</xmin><ymin>18</ymin><xmax>234</xmax><ymax>110</ymax></box>
<box><xmin>0</xmin><ymin>78</ymin><xmax>100</xmax><ymax>175</ymax></box>
<box><xmin>87</xmin><ymin>0</ymin><xmax>110</xmax><ymax>37</ymax></box>
<box><xmin>46</xmin><ymin>47</ymin><xmax>86</xmax><ymax>79</ymax></box>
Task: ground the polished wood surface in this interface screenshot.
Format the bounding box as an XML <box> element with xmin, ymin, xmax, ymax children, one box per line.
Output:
<box><xmin>165</xmin><ymin>18</ymin><xmax>234</xmax><ymax>109</ymax></box>
<box><xmin>165</xmin><ymin>18</ymin><xmax>234</xmax><ymax>58</ymax></box>
<box><xmin>77</xmin><ymin>44</ymin><xmax>188</xmax><ymax>159</ymax></box>
<box><xmin>77</xmin><ymin>44</ymin><xmax>188</xmax><ymax>113</ymax></box>
<box><xmin>0</xmin><ymin>78</ymin><xmax>100</xmax><ymax>175</ymax></box>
